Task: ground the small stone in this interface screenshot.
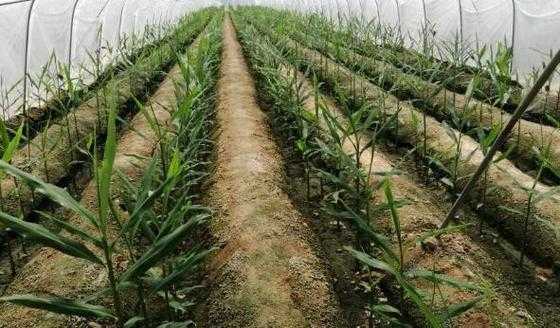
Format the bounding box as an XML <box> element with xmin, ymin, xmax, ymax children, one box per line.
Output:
<box><xmin>515</xmin><ymin>310</ymin><xmax>532</xmax><ymax>321</ymax></box>
<box><xmin>464</xmin><ymin>268</ymin><xmax>475</xmax><ymax>279</ymax></box>
<box><xmin>421</xmin><ymin>237</ymin><xmax>438</xmax><ymax>252</ymax></box>
<box><xmin>88</xmin><ymin>322</ymin><xmax>102</xmax><ymax>328</ymax></box>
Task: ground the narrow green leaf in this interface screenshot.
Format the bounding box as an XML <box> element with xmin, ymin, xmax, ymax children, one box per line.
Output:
<box><xmin>440</xmin><ymin>296</ymin><xmax>484</xmax><ymax>323</ymax></box>
<box><xmin>344</xmin><ymin>247</ymin><xmax>397</xmax><ymax>275</ymax></box>
<box><xmin>124</xmin><ymin>316</ymin><xmax>145</xmax><ymax>328</ymax></box>
<box><xmin>406</xmin><ymin>269</ymin><xmax>483</xmax><ymax>292</ymax></box>
<box><xmin>98</xmin><ymin>104</ymin><xmax>118</xmax><ymax>229</ymax></box>
<box><xmin>35</xmin><ymin>210</ymin><xmax>104</xmax><ymax>249</ymax></box>
<box><xmin>0</xmin><ymin>160</ymin><xmax>99</xmax><ymax>229</ymax></box>
<box><xmin>0</xmin><ymin>294</ymin><xmax>115</xmax><ymax>319</ymax></box>
<box><xmin>120</xmin><ymin>218</ymin><xmax>202</xmax><ymax>283</ymax></box>
<box><xmin>1</xmin><ymin>123</ymin><xmax>23</xmax><ymax>163</ymax></box>
<box><xmin>0</xmin><ymin>211</ymin><xmax>103</xmax><ymax>265</ymax></box>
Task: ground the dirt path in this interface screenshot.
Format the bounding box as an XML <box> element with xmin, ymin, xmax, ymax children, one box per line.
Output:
<box><xmin>197</xmin><ymin>15</ymin><xmax>344</xmax><ymax>328</ymax></box>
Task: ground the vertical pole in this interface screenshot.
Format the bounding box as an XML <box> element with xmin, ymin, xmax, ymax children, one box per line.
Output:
<box><xmin>374</xmin><ymin>0</ymin><xmax>381</xmax><ymax>24</ymax></box>
<box><xmin>117</xmin><ymin>0</ymin><xmax>130</xmax><ymax>48</ymax></box>
<box><xmin>22</xmin><ymin>0</ymin><xmax>37</xmax><ymax>158</ymax></box>
<box><xmin>457</xmin><ymin>0</ymin><xmax>463</xmax><ymax>44</ymax></box>
<box><xmin>421</xmin><ymin>0</ymin><xmax>428</xmax><ymax>54</ymax></box>
<box><xmin>67</xmin><ymin>0</ymin><xmax>82</xmax><ymax>73</ymax></box>
<box><xmin>510</xmin><ymin>0</ymin><xmax>516</xmax><ymax>73</ymax></box>
<box><xmin>394</xmin><ymin>0</ymin><xmax>401</xmax><ymax>37</ymax></box>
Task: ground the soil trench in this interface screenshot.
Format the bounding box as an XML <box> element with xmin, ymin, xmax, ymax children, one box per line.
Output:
<box><xmin>197</xmin><ymin>15</ymin><xmax>344</xmax><ymax>328</ymax></box>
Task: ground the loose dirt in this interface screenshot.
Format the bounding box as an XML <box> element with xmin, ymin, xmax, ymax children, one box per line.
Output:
<box><xmin>196</xmin><ymin>15</ymin><xmax>344</xmax><ymax>328</ymax></box>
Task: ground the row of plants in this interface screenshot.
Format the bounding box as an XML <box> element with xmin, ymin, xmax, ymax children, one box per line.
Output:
<box><xmin>0</xmin><ymin>9</ymin><xmax>216</xmax><ymax>289</ymax></box>
<box><xmin>0</xmin><ymin>8</ymin><xmax>215</xmax><ymax>221</ymax></box>
<box><xmin>0</xmin><ymin>15</ymin><xmax>222</xmax><ymax>328</ymax></box>
<box><xmin>268</xmin><ymin>7</ymin><xmax>560</xmax><ymax>123</ymax></box>
<box><xmin>234</xmin><ymin>14</ymin><xmax>489</xmax><ymax>328</ymax></box>
<box><xmin>236</xmin><ymin>10</ymin><xmax>560</xmax><ymax>269</ymax></box>
<box><xmin>2</xmin><ymin>20</ymin><xmax>177</xmax><ymax>143</ymax></box>
<box><xmin>246</xmin><ymin>7</ymin><xmax>560</xmax><ymax>183</ymax></box>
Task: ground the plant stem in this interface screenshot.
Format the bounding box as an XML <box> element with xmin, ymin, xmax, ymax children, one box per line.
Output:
<box><xmin>103</xmin><ymin>242</ymin><xmax>124</xmax><ymax>326</ymax></box>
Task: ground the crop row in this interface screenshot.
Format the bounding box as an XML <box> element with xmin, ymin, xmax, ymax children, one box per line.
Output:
<box><xmin>0</xmin><ymin>10</ymin><xmax>222</xmax><ymax>328</ymax></box>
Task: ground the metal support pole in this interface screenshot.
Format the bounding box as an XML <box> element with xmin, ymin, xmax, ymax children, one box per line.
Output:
<box><xmin>67</xmin><ymin>0</ymin><xmax>82</xmax><ymax>72</ymax></box>
<box><xmin>22</xmin><ymin>0</ymin><xmax>37</xmax><ymax>156</ymax></box>
<box><xmin>394</xmin><ymin>0</ymin><xmax>401</xmax><ymax>37</ymax></box>
<box><xmin>510</xmin><ymin>0</ymin><xmax>517</xmax><ymax>72</ymax></box>
<box><xmin>458</xmin><ymin>0</ymin><xmax>463</xmax><ymax>44</ymax></box>
<box><xmin>374</xmin><ymin>0</ymin><xmax>381</xmax><ymax>24</ymax></box>
<box><xmin>117</xmin><ymin>0</ymin><xmax>131</xmax><ymax>47</ymax></box>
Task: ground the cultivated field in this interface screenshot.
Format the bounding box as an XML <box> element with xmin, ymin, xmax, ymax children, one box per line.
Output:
<box><xmin>0</xmin><ymin>6</ymin><xmax>559</xmax><ymax>328</ymax></box>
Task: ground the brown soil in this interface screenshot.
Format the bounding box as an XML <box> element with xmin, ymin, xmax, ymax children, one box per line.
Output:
<box><xmin>289</xmin><ymin>68</ymin><xmax>542</xmax><ymax>327</ymax></box>
<box><xmin>0</xmin><ymin>46</ymin><xmax>191</xmax><ymax>328</ymax></box>
<box><xmin>196</xmin><ymin>15</ymin><xmax>344</xmax><ymax>328</ymax></box>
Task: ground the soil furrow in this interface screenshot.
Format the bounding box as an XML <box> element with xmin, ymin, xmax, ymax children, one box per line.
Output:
<box><xmin>197</xmin><ymin>15</ymin><xmax>344</xmax><ymax>328</ymax></box>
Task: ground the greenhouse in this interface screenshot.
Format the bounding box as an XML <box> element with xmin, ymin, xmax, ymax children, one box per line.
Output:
<box><xmin>0</xmin><ymin>1</ymin><xmax>559</xmax><ymax>327</ymax></box>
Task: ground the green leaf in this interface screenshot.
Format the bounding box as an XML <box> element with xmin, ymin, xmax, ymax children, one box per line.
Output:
<box><xmin>1</xmin><ymin>124</ymin><xmax>23</xmax><ymax>163</ymax></box>
<box><xmin>35</xmin><ymin>210</ymin><xmax>104</xmax><ymax>249</ymax></box>
<box><xmin>345</xmin><ymin>247</ymin><xmax>397</xmax><ymax>275</ymax></box>
<box><xmin>440</xmin><ymin>296</ymin><xmax>484</xmax><ymax>323</ymax></box>
<box><xmin>0</xmin><ymin>294</ymin><xmax>115</xmax><ymax>319</ymax></box>
<box><xmin>0</xmin><ymin>124</ymin><xmax>24</xmax><ymax>180</ymax></box>
<box><xmin>149</xmin><ymin>248</ymin><xmax>215</xmax><ymax>295</ymax></box>
<box><xmin>123</xmin><ymin>175</ymin><xmax>176</xmax><ymax>238</ymax></box>
<box><xmin>0</xmin><ymin>211</ymin><xmax>103</xmax><ymax>264</ymax></box>
<box><xmin>0</xmin><ymin>160</ymin><xmax>99</xmax><ymax>229</ymax></box>
<box><xmin>406</xmin><ymin>269</ymin><xmax>483</xmax><ymax>292</ymax></box>
<box><xmin>124</xmin><ymin>316</ymin><xmax>145</xmax><ymax>328</ymax></box>
<box><xmin>371</xmin><ymin>304</ymin><xmax>401</xmax><ymax>316</ymax></box>
<box><xmin>120</xmin><ymin>218</ymin><xmax>201</xmax><ymax>283</ymax></box>
<box><xmin>167</xmin><ymin>148</ymin><xmax>182</xmax><ymax>179</ymax></box>
<box><xmin>415</xmin><ymin>223</ymin><xmax>472</xmax><ymax>246</ymax></box>
<box><xmin>157</xmin><ymin>322</ymin><xmax>193</xmax><ymax>328</ymax></box>
<box><xmin>98</xmin><ymin>103</ymin><xmax>118</xmax><ymax>229</ymax></box>
<box><xmin>383</xmin><ymin>179</ymin><xmax>402</xmax><ymax>245</ymax></box>
<box><xmin>0</xmin><ymin>119</ymin><xmax>10</xmax><ymax>149</ymax></box>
